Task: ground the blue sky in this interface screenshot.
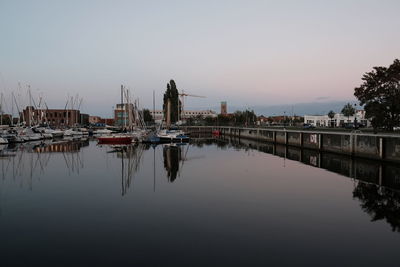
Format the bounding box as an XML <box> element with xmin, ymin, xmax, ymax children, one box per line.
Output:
<box><xmin>1</xmin><ymin>0</ymin><xmax>399</xmax><ymax>116</ymax></box>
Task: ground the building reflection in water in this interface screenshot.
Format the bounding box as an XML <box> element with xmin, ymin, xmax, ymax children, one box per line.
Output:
<box><xmin>217</xmin><ymin>136</ymin><xmax>400</xmax><ymax>232</ymax></box>
<box><xmin>0</xmin><ymin>139</ymin><xmax>89</xmax><ymax>189</ymax></box>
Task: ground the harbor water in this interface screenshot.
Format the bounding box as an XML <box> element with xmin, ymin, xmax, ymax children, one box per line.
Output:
<box><xmin>0</xmin><ymin>137</ymin><xmax>399</xmax><ymax>266</ymax></box>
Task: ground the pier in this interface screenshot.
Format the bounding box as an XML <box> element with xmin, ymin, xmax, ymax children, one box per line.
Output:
<box><xmin>182</xmin><ymin>126</ymin><xmax>400</xmax><ymax>163</ymax></box>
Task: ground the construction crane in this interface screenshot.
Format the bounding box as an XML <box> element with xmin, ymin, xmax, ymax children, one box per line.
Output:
<box><xmin>178</xmin><ymin>90</ymin><xmax>206</xmax><ymax>121</ymax></box>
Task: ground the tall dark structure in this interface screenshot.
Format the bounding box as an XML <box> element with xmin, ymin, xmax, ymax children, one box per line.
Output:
<box><xmin>221</xmin><ymin>101</ymin><xmax>227</xmax><ymax>115</ymax></box>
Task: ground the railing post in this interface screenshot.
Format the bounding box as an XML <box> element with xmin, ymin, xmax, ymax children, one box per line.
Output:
<box><xmin>318</xmin><ymin>134</ymin><xmax>322</xmax><ymax>150</ymax></box>
<box><xmin>349</xmin><ymin>133</ymin><xmax>354</xmax><ymax>155</ymax></box>
<box><xmin>285</xmin><ymin>131</ymin><xmax>288</xmax><ymax>145</ymax></box>
<box><xmin>300</xmin><ymin>132</ymin><xmax>303</xmax><ymax>147</ymax></box>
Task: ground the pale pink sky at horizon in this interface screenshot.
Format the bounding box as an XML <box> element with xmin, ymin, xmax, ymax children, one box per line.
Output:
<box><xmin>1</xmin><ymin>0</ymin><xmax>399</xmax><ymax>116</ymax></box>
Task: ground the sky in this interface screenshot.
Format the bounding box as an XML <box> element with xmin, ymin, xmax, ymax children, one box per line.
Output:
<box><xmin>0</xmin><ymin>0</ymin><xmax>399</xmax><ymax>117</ymax></box>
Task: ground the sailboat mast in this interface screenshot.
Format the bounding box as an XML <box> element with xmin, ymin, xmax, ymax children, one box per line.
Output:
<box><xmin>121</xmin><ymin>84</ymin><xmax>123</xmax><ymax>106</ymax></box>
<box><xmin>153</xmin><ymin>90</ymin><xmax>155</xmax><ymax>120</ymax></box>
<box><xmin>0</xmin><ymin>93</ymin><xmax>3</xmax><ymax>125</ymax></box>
<box><xmin>127</xmin><ymin>89</ymin><xmax>132</xmax><ymax>130</ymax></box>
<box><xmin>12</xmin><ymin>92</ymin><xmax>21</xmax><ymax>126</ymax></box>
<box><xmin>70</xmin><ymin>96</ymin><xmax>73</xmax><ymax>127</ymax></box>
<box><xmin>64</xmin><ymin>98</ymin><xmax>69</xmax><ymax>127</ymax></box>
<box><xmin>28</xmin><ymin>85</ymin><xmax>32</xmax><ymax>127</ymax></box>
<box><xmin>120</xmin><ymin>85</ymin><xmax>126</xmax><ymax>129</ymax></box>
<box><xmin>11</xmin><ymin>92</ymin><xmax>14</xmax><ymax>126</ymax></box>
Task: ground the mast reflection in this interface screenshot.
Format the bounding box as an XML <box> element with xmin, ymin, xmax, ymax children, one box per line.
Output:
<box><xmin>103</xmin><ymin>144</ymin><xmax>144</xmax><ymax>196</ymax></box>
<box><xmin>0</xmin><ymin>139</ymin><xmax>88</xmax><ymax>189</ymax></box>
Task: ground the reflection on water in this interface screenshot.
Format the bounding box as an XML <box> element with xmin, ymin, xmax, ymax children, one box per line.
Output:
<box><xmin>0</xmin><ymin>139</ymin><xmax>89</xmax><ymax>189</ymax></box>
<box><xmin>102</xmin><ymin>144</ymin><xmax>145</xmax><ymax>196</ymax></box>
<box><xmin>353</xmin><ymin>183</ymin><xmax>400</xmax><ymax>232</ymax></box>
<box><xmin>163</xmin><ymin>144</ymin><xmax>182</xmax><ymax>182</ymax></box>
<box><xmin>222</xmin><ymin>136</ymin><xmax>400</xmax><ymax>190</ymax></box>
<box><xmin>220</xmin><ymin>136</ymin><xmax>400</xmax><ymax>232</ymax></box>
<box><xmin>1</xmin><ymin>136</ymin><xmax>400</xmax><ymax>266</ymax></box>
<box><xmin>1</xmin><ymin>136</ymin><xmax>400</xmax><ymax>233</ymax></box>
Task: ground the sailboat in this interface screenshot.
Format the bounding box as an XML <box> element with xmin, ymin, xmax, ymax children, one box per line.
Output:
<box><xmin>156</xmin><ymin>99</ymin><xmax>189</xmax><ymax>143</ymax></box>
<box><xmin>157</xmin><ymin>128</ymin><xmax>189</xmax><ymax>142</ymax></box>
<box><xmin>0</xmin><ymin>136</ymin><xmax>8</xmax><ymax>144</ymax></box>
<box><xmin>97</xmin><ymin>85</ymin><xmax>135</xmax><ymax>144</ymax></box>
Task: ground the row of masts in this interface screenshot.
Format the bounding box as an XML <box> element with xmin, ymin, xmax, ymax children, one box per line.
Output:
<box><xmin>0</xmin><ymin>83</ymin><xmax>83</xmax><ymax>127</ymax></box>
<box><xmin>120</xmin><ymin>84</ymin><xmax>146</xmax><ymax>131</ymax></box>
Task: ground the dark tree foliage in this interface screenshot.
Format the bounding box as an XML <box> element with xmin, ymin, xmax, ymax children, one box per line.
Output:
<box><xmin>163</xmin><ymin>80</ymin><xmax>181</xmax><ymax>124</ymax></box>
<box><xmin>354</xmin><ymin>59</ymin><xmax>400</xmax><ymax>130</ymax></box>
<box><xmin>327</xmin><ymin>110</ymin><xmax>335</xmax><ymax>127</ymax></box>
<box><xmin>142</xmin><ymin>109</ymin><xmax>154</xmax><ymax>123</ymax></box>
<box><xmin>232</xmin><ymin>110</ymin><xmax>257</xmax><ymax>126</ymax></box>
<box><xmin>341</xmin><ymin>103</ymin><xmax>355</xmax><ymax>120</ymax></box>
<box><xmin>0</xmin><ymin>115</ymin><xmax>12</xmax><ymax>125</ymax></box>
<box><xmin>216</xmin><ymin>114</ymin><xmax>232</xmax><ymax>126</ymax></box>
<box><xmin>183</xmin><ymin>109</ymin><xmax>257</xmax><ymax>126</ymax></box>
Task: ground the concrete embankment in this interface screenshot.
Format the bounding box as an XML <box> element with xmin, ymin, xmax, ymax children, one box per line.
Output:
<box><xmin>182</xmin><ymin>126</ymin><xmax>400</xmax><ymax>163</ymax></box>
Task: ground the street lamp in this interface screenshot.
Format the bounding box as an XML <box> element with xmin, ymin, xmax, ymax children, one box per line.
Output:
<box><xmin>283</xmin><ymin>111</ymin><xmax>286</xmax><ymax>127</ymax></box>
<box><xmin>354</xmin><ymin>103</ymin><xmax>358</xmax><ymax>128</ymax></box>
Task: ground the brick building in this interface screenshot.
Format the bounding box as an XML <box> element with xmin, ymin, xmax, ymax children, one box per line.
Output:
<box><xmin>22</xmin><ymin>106</ymin><xmax>81</xmax><ymax>127</ymax></box>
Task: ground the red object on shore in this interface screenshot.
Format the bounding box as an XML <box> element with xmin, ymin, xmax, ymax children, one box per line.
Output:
<box><xmin>97</xmin><ymin>135</ymin><xmax>133</xmax><ymax>144</ymax></box>
<box><xmin>212</xmin><ymin>130</ymin><xmax>221</xmax><ymax>136</ymax></box>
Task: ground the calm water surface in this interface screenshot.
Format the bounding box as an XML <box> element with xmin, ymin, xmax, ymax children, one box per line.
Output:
<box><xmin>0</xmin><ymin>138</ymin><xmax>399</xmax><ymax>266</ymax></box>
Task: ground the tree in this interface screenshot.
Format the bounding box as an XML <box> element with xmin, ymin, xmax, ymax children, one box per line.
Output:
<box><xmin>341</xmin><ymin>103</ymin><xmax>355</xmax><ymax>122</ymax></box>
<box><xmin>354</xmin><ymin>59</ymin><xmax>400</xmax><ymax>131</ymax></box>
<box><xmin>163</xmin><ymin>80</ymin><xmax>181</xmax><ymax>124</ymax></box>
<box><xmin>142</xmin><ymin>109</ymin><xmax>154</xmax><ymax>124</ymax></box>
<box><xmin>328</xmin><ymin>110</ymin><xmax>335</xmax><ymax>127</ymax></box>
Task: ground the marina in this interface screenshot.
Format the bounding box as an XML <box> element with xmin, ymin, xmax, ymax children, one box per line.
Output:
<box><xmin>2</xmin><ymin>1</ymin><xmax>400</xmax><ymax>265</ymax></box>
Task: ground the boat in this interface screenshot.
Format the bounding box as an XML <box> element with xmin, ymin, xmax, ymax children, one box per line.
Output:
<box><xmin>43</xmin><ymin>133</ymin><xmax>53</xmax><ymax>139</ymax></box>
<box><xmin>142</xmin><ymin>132</ymin><xmax>161</xmax><ymax>144</ymax></box>
<box><xmin>4</xmin><ymin>134</ymin><xmax>24</xmax><ymax>143</ymax></box>
<box><xmin>36</xmin><ymin>127</ymin><xmax>63</xmax><ymax>138</ymax></box>
<box><xmin>93</xmin><ymin>129</ymin><xmax>113</xmax><ymax>135</ymax></box>
<box><xmin>97</xmin><ymin>135</ymin><xmax>134</xmax><ymax>144</ymax></box>
<box><xmin>0</xmin><ymin>137</ymin><xmax>8</xmax><ymax>144</ymax></box>
<box><xmin>19</xmin><ymin>128</ymin><xmax>43</xmax><ymax>142</ymax></box>
<box><xmin>212</xmin><ymin>130</ymin><xmax>221</xmax><ymax>136</ymax></box>
<box><xmin>157</xmin><ymin>128</ymin><xmax>189</xmax><ymax>143</ymax></box>
<box><xmin>79</xmin><ymin>128</ymin><xmax>89</xmax><ymax>135</ymax></box>
<box><xmin>51</xmin><ymin>130</ymin><xmax>64</xmax><ymax>138</ymax></box>
<box><xmin>64</xmin><ymin>129</ymin><xmax>82</xmax><ymax>137</ymax></box>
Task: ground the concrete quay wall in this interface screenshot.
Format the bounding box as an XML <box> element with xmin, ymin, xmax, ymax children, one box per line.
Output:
<box><xmin>182</xmin><ymin>126</ymin><xmax>400</xmax><ymax>163</ymax></box>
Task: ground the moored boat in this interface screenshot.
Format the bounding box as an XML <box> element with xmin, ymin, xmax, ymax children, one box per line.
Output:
<box><xmin>157</xmin><ymin>128</ymin><xmax>189</xmax><ymax>143</ymax></box>
<box><xmin>93</xmin><ymin>129</ymin><xmax>113</xmax><ymax>135</ymax></box>
<box><xmin>97</xmin><ymin>135</ymin><xmax>134</xmax><ymax>144</ymax></box>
